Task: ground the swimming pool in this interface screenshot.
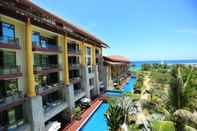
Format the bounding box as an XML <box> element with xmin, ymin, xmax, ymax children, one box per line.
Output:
<box><xmin>104</xmin><ymin>90</ymin><xmax>123</xmax><ymax>97</ymax></box>
<box><xmin>79</xmin><ymin>102</ymin><xmax>109</xmax><ymax>131</ymax></box>
<box><xmin>79</xmin><ymin>77</ymin><xmax>136</xmax><ymax>131</ymax></box>
<box><xmin>123</xmin><ymin>77</ymin><xmax>136</xmax><ymax>93</ymax></box>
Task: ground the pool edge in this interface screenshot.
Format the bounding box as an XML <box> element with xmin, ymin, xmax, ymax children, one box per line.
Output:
<box><xmin>76</xmin><ymin>100</ymin><xmax>103</xmax><ymax>131</ymax></box>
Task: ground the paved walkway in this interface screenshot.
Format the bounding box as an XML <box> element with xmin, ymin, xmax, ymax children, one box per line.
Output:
<box><xmin>62</xmin><ymin>99</ymin><xmax>102</xmax><ymax>131</ymax></box>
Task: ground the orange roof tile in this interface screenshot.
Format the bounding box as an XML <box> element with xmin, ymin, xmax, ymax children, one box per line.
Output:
<box><xmin>103</xmin><ymin>55</ymin><xmax>130</xmax><ymax>63</ymax></box>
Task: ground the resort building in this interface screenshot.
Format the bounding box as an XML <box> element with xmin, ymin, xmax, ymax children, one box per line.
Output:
<box><xmin>103</xmin><ymin>55</ymin><xmax>130</xmax><ymax>90</ymax></box>
<box><xmin>0</xmin><ymin>0</ymin><xmax>108</xmax><ymax>131</ymax></box>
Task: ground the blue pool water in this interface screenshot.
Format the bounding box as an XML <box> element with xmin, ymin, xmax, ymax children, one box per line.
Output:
<box><xmin>123</xmin><ymin>78</ymin><xmax>136</xmax><ymax>93</ymax></box>
<box><xmin>104</xmin><ymin>91</ymin><xmax>122</xmax><ymax>97</ymax></box>
<box><xmin>80</xmin><ymin>77</ymin><xmax>136</xmax><ymax>131</ymax></box>
<box><xmin>79</xmin><ymin>102</ymin><xmax>109</xmax><ymax>131</ymax></box>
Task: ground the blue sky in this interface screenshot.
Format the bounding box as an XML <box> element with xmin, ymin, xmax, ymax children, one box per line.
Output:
<box><xmin>33</xmin><ymin>0</ymin><xmax>197</xmax><ymax>61</ymax></box>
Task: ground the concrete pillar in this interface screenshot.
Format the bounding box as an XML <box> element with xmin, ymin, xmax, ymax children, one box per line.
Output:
<box><xmin>25</xmin><ymin>96</ymin><xmax>44</xmax><ymax>131</ymax></box>
<box><xmin>65</xmin><ymin>84</ymin><xmax>75</xmax><ymax>114</ymax></box>
<box><xmin>81</xmin><ymin>65</ymin><xmax>90</xmax><ymax>98</ymax></box>
<box><xmin>102</xmin><ymin>66</ymin><xmax>108</xmax><ymax>91</ymax></box>
<box><xmin>25</xmin><ymin>18</ymin><xmax>36</xmax><ymax>97</ymax></box>
<box><xmin>94</xmin><ymin>65</ymin><xmax>100</xmax><ymax>95</ymax></box>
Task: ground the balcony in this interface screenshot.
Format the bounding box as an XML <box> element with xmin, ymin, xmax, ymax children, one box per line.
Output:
<box><xmin>74</xmin><ymin>89</ymin><xmax>86</xmax><ymax>101</ymax></box>
<box><xmin>69</xmin><ymin>63</ymin><xmax>81</xmax><ymax>70</ymax></box>
<box><xmin>32</xmin><ymin>42</ymin><xmax>61</xmax><ymax>53</ymax></box>
<box><xmin>68</xmin><ymin>49</ymin><xmax>81</xmax><ymax>56</ymax></box>
<box><xmin>70</xmin><ymin>76</ymin><xmax>81</xmax><ymax>84</ymax></box>
<box><xmin>0</xmin><ymin>36</ymin><xmax>20</xmax><ymax>49</ymax></box>
<box><xmin>0</xmin><ymin>91</ymin><xmax>25</xmax><ymax>112</ymax></box>
<box><xmin>34</xmin><ymin>64</ymin><xmax>62</xmax><ymax>75</ymax></box>
<box><xmin>35</xmin><ymin>81</ymin><xmax>64</xmax><ymax>96</ymax></box>
<box><xmin>0</xmin><ymin>65</ymin><xmax>22</xmax><ymax>80</ymax></box>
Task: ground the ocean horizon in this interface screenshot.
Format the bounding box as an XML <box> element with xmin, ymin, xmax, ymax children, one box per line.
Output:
<box><xmin>133</xmin><ymin>59</ymin><xmax>197</xmax><ymax>70</ymax></box>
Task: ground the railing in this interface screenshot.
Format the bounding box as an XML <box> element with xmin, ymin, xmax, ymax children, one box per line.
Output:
<box><xmin>0</xmin><ymin>91</ymin><xmax>24</xmax><ymax>106</ymax></box>
<box><xmin>74</xmin><ymin>89</ymin><xmax>84</xmax><ymax>96</ymax></box>
<box><xmin>43</xmin><ymin>99</ymin><xmax>64</xmax><ymax>113</ymax></box>
<box><xmin>32</xmin><ymin>42</ymin><xmax>60</xmax><ymax>52</ymax></box>
<box><xmin>70</xmin><ymin>77</ymin><xmax>81</xmax><ymax>83</ymax></box>
<box><xmin>0</xmin><ymin>36</ymin><xmax>20</xmax><ymax>48</ymax></box>
<box><xmin>34</xmin><ymin>64</ymin><xmax>61</xmax><ymax>71</ymax></box>
<box><xmin>68</xmin><ymin>49</ymin><xmax>81</xmax><ymax>55</ymax></box>
<box><xmin>35</xmin><ymin>81</ymin><xmax>64</xmax><ymax>96</ymax></box>
<box><xmin>0</xmin><ymin>65</ymin><xmax>21</xmax><ymax>75</ymax></box>
<box><xmin>69</xmin><ymin>63</ymin><xmax>81</xmax><ymax>69</ymax></box>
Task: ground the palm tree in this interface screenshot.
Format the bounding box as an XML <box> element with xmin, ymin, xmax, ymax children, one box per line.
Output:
<box><xmin>105</xmin><ymin>104</ymin><xmax>124</xmax><ymax>131</ymax></box>
<box><xmin>105</xmin><ymin>96</ymin><xmax>134</xmax><ymax>131</ymax></box>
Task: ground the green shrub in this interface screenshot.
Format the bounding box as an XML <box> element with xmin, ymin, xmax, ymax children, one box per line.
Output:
<box><xmin>151</xmin><ymin>120</ymin><xmax>175</xmax><ymax>131</ymax></box>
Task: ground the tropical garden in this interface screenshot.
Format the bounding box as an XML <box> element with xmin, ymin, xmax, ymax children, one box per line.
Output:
<box><xmin>105</xmin><ymin>64</ymin><xmax>197</xmax><ymax>131</ymax></box>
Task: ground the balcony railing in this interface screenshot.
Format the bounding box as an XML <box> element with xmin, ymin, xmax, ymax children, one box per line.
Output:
<box><xmin>70</xmin><ymin>77</ymin><xmax>81</xmax><ymax>84</ymax></box>
<box><xmin>69</xmin><ymin>63</ymin><xmax>81</xmax><ymax>70</ymax></box>
<box><xmin>0</xmin><ymin>91</ymin><xmax>25</xmax><ymax>112</ymax></box>
<box><xmin>32</xmin><ymin>42</ymin><xmax>61</xmax><ymax>53</ymax></box>
<box><xmin>0</xmin><ymin>36</ymin><xmax>20</xmax><ymax>49</ymax></box>
<box><xmin>35</xmin><ymin>81</ymin><xmax>64</xmax><ymax>96</ymax></box>
<box><xmin>0</xmin><ymin>65</ymin><xmax>22</xmax><ymax>80</ymax></box>
<box><xmin>34</xmin><ymin>64</ymin><xmax>62</xmax><ymax>74</ymax></box>
<box><xmin>68</xmin><ymin>49</ymin><xmax>81</xmax><ymax>55</ymax></box>
<box><xmin>74</xmin><ymin>88</ymin><xmax>84</xmax><ymax>96</ymax></box>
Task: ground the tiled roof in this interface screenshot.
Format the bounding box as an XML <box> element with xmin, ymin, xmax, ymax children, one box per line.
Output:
<box><xmin>1</xmin><ymin>0</ymin><xmax>109</xmax><ymax>48</ymax></box>
<box><xmin>103</xmin><ymin>55</ymin><xmax>130</xmax><ymax>63</ymax></box>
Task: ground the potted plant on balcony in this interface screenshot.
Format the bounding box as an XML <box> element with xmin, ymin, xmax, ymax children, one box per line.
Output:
<box><xmin>74</xmin><ymin>106</ymin><xmax>82</xmax><ymax>120</ymax></box>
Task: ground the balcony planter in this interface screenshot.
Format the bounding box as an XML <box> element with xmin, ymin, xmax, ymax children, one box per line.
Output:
<box><xmin>74</xmin><ymin>106</ymin><xmax>82</xmax><ymax>120</ymax></box>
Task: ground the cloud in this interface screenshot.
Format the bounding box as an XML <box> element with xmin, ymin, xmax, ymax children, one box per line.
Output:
<box><xmin>176</xmin><ymin>29</ymin><xmax>197</xmax><ymax>34</ymax></box>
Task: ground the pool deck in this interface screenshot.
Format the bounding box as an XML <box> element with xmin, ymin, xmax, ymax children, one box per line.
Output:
<box><xmin>62</xmin><ymin>98</ymin><xmax>103</xmax><ymax>131</ymax></box>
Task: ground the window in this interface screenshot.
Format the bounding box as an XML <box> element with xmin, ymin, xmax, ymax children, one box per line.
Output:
<box><xmin>68</xmin><ymin>56</ymin><xmax>79</xmax><ymax>64</ymax></box>
<box><xmin>89</xmin><ymin>78</ymin><xmax>94</xmax><ymax>86</ymax></box>
<box><xmin>0</xmin><ymin>105</ymin><xmax>24</xmax><ymax>128</ymax></box>
<box><xmin>1</xmin><ymin>22</ymin><xmax>15</xmax><ymax>39</ymax></box>
<box><xmin>86</xmin><ymin>47</ymin><xmax>91</xmax><ymax>56</ymax></box>
<box><xmin>32</xmin><ymin>32</ymin><xmax>40</xmax><ymax>46</ymax></box>
<box><xmin>86</xmin><ymin>57</ymin><xmax>91</xmax><ymax>66</ymax></box>
<box><xmin>88</xmin><ymin>67</ymin><xmax>92</xmax><ymax>74</ymax></box>
<box><xmin>34</xmin><ymin>54</ymin><xmax>58</xmax><ymax>66</ymax></box>
<box><xmin>35</xmin><ymin>73</ymin><xmax>59</xmax><ymax>87</ymax></box>
<box><xmin>0</xmin><ymin>80</ymin><xmax>18</xmax><ymax>99</ymax></box>
<box><xmin>0</xmin><ymin>51</ymin><xmax>16</xmax><ymax>67</ymax></box>
<box><xmin>32</xmin><ymin>32</ymin><xmax>57</xmax><ymax>48</ymax></box>
<box><xmin>69</xmin><ymin>69</ymin><xmax>80</xmax><ymax>78</ymax></box>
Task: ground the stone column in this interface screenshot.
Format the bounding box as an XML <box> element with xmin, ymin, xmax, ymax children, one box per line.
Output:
<box><xmin>25</xmin><ymin>96</ymin><xmax>44</xmax><ymax>131</ymax></box>
<box><xmin>65</xmin><ymin>84</ymin><xmax>75</xmax><ymax>115</ymax></box>
<box><xmin>81</xmin><ymin>65</ymin><xmax>90</xmax><ymax>98</ymax></box>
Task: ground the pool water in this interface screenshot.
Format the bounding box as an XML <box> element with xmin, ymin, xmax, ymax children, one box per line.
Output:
<box><xmin>80</xmin><ymin>77</ymin><xmax>136</xmax><ymax>131</ymax></box>
<box><xmin>79</xmin><ymin>102</ymin><xmax>109</xmax><ymax>131</ymax></box>
<box><xmin>123</xmin><ymin>78</ymin><xmax>136</xmax><ymax>93</ymax></box>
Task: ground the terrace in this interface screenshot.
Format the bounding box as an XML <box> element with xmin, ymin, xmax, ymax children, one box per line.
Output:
<box><xmin>0</xmin><ymin>65</ymin><xmax>22</xmax><ymax>80</ymax></box>
<box><xmin>0</xmin><ymin>36</ymin><xmax>20</xmax><ymax>49</ymax></box>
<box><xmin>35</xmin><ymin>73</ymin><xmax>64</xmax><ymax>96</ymax></box>
<box><xmin>67</xmin><ymin>41</ymin><xmax>81</xmax><ymax>56</ymax></box>
<box><xmin>32</xmin><ymin>32</ymin><xmax>61</xmax><ymax>53</ymax></box>
<box><xmin>69</xmin><ymin>69</ymin><xmax>81</xmax><ymax>84</ymax></box>
<box><xmin>34</xmin><ymin>64</ymin><xmax>62</xmax><ymax>75</ymax></box>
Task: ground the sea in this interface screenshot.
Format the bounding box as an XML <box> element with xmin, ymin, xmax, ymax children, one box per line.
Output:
<box><xmin>133</xmin><ymin>59</ymin><xmax>197</xmax><ymax>70</ymax></box>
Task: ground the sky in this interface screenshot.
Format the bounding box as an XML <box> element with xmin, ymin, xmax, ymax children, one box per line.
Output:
<box><xmin>33</xmin><ymin>0</ymin><xmax>197</xmax><ymax>61</ymax></box>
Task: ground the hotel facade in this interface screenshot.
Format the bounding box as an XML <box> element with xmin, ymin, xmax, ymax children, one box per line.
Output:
<box><xmin>0</xmin><ymin>0</ymin><xmax>108</xmax><ymax>130</ymax></box>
